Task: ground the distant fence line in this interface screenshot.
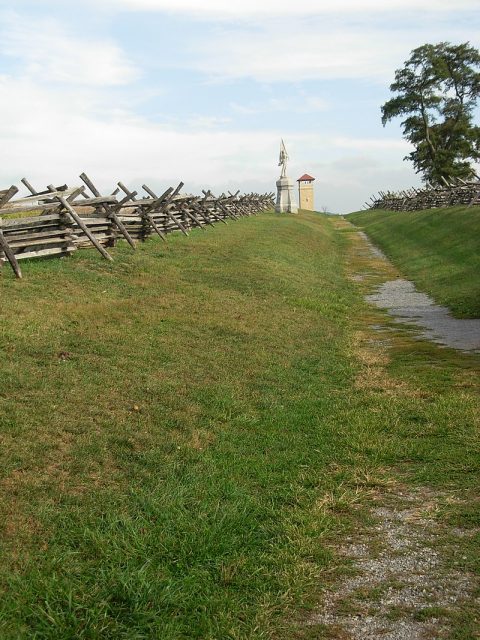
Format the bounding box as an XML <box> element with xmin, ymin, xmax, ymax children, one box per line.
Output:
<box><xmin>365</xmin><ymin>177</ymin><xmax>480</xmax><ymax>212</ymax></box>
<box><xmin>0</xmin><ymin>173</ymin><xmax>275</xmax><ymax>279</ymax></box>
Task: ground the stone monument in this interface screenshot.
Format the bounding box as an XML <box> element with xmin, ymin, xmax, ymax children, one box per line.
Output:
<box><xmin>275</xmin><ymin>139</ymin><xmax>298</xmax><ymax>213</ymax></box>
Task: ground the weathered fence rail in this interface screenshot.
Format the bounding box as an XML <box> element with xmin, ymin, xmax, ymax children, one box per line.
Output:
<box><xmin>0</xmin><ymin>174</ymin><xmax>275</xmax><ymax>278</ymax></box>
<box><xmin>364</xmin><ymin>177</ymin><xmax>480</xmax><ymax>212</ymax></box>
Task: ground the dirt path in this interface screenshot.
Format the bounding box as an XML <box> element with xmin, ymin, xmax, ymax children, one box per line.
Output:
<box><xmin>300</xmin><ymin>220</ymin><xmax>479</xmax><ymax>639</ymax></box>
<box><xmin>306</xmin><ymin>488</ymin><xmax>477</xmax><ymax>639</ymax></box>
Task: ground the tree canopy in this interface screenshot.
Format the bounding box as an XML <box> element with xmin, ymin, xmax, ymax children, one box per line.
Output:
<box><xmin>381</xmin><ymin>42</ymin><xmax>480</xmax><ymax>184</ymax></box>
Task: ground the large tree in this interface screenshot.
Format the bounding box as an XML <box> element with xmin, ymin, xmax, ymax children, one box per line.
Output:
<box><xmin>381</xmin><ymin>42</ymin><xmax>480</xmax><ymax>184</ymax></box>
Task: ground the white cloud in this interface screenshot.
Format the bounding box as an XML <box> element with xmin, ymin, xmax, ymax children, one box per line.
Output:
<box><xmin>95</xmin><ymin>0</ymin><xmax>479</xmax><ymax>18</ymax></box>
<box><xmin>0</xmin><ymin>11</ymin><xmax>138</xmax><ymax>86</ymax></box>
<box><xmin>0</xmin><ymin>74</ymin><xmax>273</xmax><ymax>190</ymax></box>
<box><xmin>332</xmin><ymin>137</ymin><xmax>410</xmax><ymax>151</ymax></box>
<box><xmin>89</xmin><ymin>0</ymin><xmax>477</xmax><ymax>85</ymax></box>
<box><xmin>186</xmin><ymin>19</ymin><xmax>480</xmax><ymax>83</ymax></box>
<box><xmin>184</xmin><ymin>115</ymin><xmax>232</xmax><ymax>128</ymax></box>
<box><xmin>231</xmin><ymin>96</ymin><xmax>330</xmax><ymax>116</ymax></box>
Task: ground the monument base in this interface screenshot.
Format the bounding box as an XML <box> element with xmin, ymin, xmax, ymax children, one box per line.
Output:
<box><xmin>275</xmin><ymin>177</ymin><xmax>298</xmax><ymax>213</ymax></box>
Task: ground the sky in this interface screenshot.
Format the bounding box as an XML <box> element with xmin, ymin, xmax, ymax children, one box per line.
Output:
<box><xmin>0</xmin><ymin>0</ymin><xmax>479</xmax><ymax>213</ymax></box>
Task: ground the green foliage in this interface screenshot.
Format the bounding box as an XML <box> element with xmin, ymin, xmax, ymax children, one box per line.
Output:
<box><xmin>381</xmin><ymin>42</ymin><xmax>480</xmax><ymax>184</ymax></box>
<box><xmin>348</xmin><ymin>206</ymin><xmax>480</xmax><ymax>317</ymax></box>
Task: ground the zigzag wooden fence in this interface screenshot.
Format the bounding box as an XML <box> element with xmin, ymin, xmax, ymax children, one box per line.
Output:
<box><xmin>365</xmin><ymin>177</ymin><xmax>480</xmax><ymax>211</ymax></box>
<box><xmin>0</xmin><ymin>173</ymin><xmax>275</xmax><ymax>279</ymax></box>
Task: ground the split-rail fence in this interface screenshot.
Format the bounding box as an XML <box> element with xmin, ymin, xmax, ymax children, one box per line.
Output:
<box><xmin>0</xmin><ymin>174</ymin><xmax>275</xmax><ymax>279</ymax></box>
<box><xmin>364</xmin><ymin>177</ymin><xmax>480</xmax><ymax>212</ymax></box>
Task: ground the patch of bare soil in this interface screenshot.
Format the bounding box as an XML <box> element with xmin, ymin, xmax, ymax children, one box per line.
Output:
<box><xmin>307</xmin><ymin>488</ymin><xmax>478</xmax><ymax>639</ymax></box>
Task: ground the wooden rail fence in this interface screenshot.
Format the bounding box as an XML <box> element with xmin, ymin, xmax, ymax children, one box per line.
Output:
<box><xmin>0</xmin><ymin>174</ymin><xmax>275</xmax><ymax>279</ymax></box>
<box><xmin>364</xmin><ymin>177</ymin><xmax>480</xmax><ymax>211</ymax></box>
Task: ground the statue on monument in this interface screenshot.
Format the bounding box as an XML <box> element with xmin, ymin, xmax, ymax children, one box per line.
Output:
<box><xmin>278</xmin><ymin>139</ymin><xmax>288</xmax><ymax>178</ymax></box>
<box><xmin>275</xmin><ymin>139</ymin><xmax>298</xmax><ymax>214</ymax></box>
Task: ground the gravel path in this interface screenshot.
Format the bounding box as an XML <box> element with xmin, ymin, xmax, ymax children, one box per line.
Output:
<box><xmin>307</xmin><ymin>489</ymin><xmax>477</xmax><ymax>639</ymax></box>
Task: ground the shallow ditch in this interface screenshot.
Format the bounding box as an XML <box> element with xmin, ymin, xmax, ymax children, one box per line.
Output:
<box><xmin>358</xmin><ymin>231</ymin><xmax>480</xmax><ymax>353</ymax></box>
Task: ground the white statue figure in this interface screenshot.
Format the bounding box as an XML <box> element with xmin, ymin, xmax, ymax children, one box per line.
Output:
<box><xmin>275</xmin><ymin>139</ymin><xmax>298</xmax><ymax>213</ymax></box>
<box><xmin>278</xmin><ymin>139</ymin><xmax>288</xmax><ymax>178</ymax></box>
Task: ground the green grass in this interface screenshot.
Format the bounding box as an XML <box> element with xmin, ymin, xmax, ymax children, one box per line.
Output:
<box><xmin>347</xmin><ymin>206</ymin><xmax>480</xmax><ymax>318</ymax></box>
<box><xmin>0</xmin><ymin>212</ymin><xmax>478</xmax><ymax>638</ymax></box>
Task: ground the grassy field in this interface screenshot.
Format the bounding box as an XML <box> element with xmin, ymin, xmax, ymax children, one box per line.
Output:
<box><xmin>347</xmin><ymin>206</ymin><xmax>480</xmax><ymax>318</ymax></box>
<box><xmin>0</xmin><ymin>212</ymin><xmax>478</xmax><ymax>638</ymax></box>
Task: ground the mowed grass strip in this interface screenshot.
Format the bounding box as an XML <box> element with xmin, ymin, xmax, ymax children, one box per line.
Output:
<box><xmin>347</xmin><ymin>206</ymin><xmax>480</xmax><ymax>318</ymax></box>
<box><xmin>0</xmin><ymin>212</ymin><xmax>478</xmax><ymax>638</ymax></box>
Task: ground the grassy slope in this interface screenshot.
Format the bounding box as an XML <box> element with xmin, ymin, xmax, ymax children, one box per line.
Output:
<box><xmin>347</xmin><ymin>207</ymin><xmax>480</xmax><ymax>318</ymax></box>
<box><xmin>0</xmin><ymin>212</ymin><xmax>478</xmax><ymax>638</ymax></box>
